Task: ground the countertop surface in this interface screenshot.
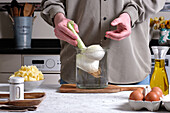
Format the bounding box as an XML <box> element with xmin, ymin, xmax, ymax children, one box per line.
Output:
<box><xmin>0</xmin><ymin>39</ymin><xmax>170</xmax><ymax>55</ymax></box>
<box><xmin>0</xmin><ymin>47</ymin><xmax>61</xmax><ymax>54</ymax></box>
<box><xmin>0</xmin><ymin>84</ymin><xmax>169</xmax><ymax>113</ymax></box>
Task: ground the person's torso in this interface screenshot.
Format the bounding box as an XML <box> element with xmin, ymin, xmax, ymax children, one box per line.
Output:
<box><xmin>60</xmin><ymin>0</ymin><xmax>151</xmax><ymax>84</ymax></box>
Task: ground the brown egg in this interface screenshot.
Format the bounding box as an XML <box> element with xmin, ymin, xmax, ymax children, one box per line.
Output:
<box><xmin>145</xmin><ymin>92</ymin><xmax>160</xmax><ymax>101</ymax></box>
<box><xmin>136</xmin><ymin>88</ymin><xmax>144</xmax><ymax>94</ymax></box>
<box><xmin>129</xmin><ymin>90</ymin><xmax>144</xmax><ymax>101</ymax></box>
<box><xmin>151</xmin><ymin>90</ymin><xmax>163</xmax><ymax>98</ymax></box>
<box><xmin>151</xmin><ymin>87</ymin><xmax>163</xmax><ymax>97</ymax></box>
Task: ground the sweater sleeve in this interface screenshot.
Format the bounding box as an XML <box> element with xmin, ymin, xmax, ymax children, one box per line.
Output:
<box><xmin>122</xmin><ymin>0</ymin><xmax>166</xmax><ymax>27</ymax></box>
<box><xmin>41</xmin><ymin>0</ymin><xmax>66</xmax><ymax>27</ymax></box>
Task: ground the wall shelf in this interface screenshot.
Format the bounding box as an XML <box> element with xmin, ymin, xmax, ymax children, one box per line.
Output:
<box><xmin>0</xmin><ymin>2</ymin><xmax>42</xmax><ymax>11</ymax></box>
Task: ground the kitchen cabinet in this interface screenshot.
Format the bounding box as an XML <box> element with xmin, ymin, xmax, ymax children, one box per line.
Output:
<box><xmin>0</xmin><ymin>54</ymin><xmax>21</xmax><ymax>83</ymax></box>
<box><xmin>43</xmin><ymin>74</ymin><xmax>60</xmax><ymax>84</ymax></box>
<box><xmin>0</xmin><ymin>73</ymin><xmax>13</xmax><ymax>83</ymax></box>
<box><xmin>0</xmin><ymin>54</ymin><xmax>21</xmax><ymax>72</ymax></box>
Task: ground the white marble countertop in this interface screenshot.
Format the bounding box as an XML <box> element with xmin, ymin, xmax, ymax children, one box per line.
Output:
<box><xmin>0</xmin><ymin>84</ymin><xmax>169</xmax><ymax>113</ymax></box>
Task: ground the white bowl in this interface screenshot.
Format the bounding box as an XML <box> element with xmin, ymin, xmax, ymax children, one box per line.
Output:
<box><xmin>24</xmin><ymin>80</ymin><xmax>44</xmax><ymax>91</ymax></box>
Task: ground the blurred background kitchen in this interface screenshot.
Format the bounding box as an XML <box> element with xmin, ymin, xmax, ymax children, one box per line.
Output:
<box><xmin>0</xmin><ymin>0</ymin><xmax>61</xmax><ymax>85</ymax></box>
<box><xmin>0</xmin><ymin>0</ymin><xmax>169</xmax><ymax>85</ymax></box>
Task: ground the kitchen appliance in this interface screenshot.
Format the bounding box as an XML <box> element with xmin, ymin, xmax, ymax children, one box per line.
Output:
<box><xmin>0</xmin><ymin>54</ymin><xmax>61</xmax><ymax>85</ymax></box>
<box><xmin>0</xmin><ymin>1</ymin><xmax>62</xmax><ymax>84</ymax></box>
<box><xmin>23</xmin><ymin>55</ymin><xmax>61</xmax><ymax>84</ymax></box>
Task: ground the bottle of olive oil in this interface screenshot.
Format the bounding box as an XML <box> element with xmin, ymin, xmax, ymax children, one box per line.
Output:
<box><xmin>150</xmin><ymin>46</ymin><xmax>169</xmax><ymax>95</ymax></box>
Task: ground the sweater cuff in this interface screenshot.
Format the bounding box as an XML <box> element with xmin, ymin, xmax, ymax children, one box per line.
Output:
<box><xmin>122</xmin><ymin>6</ymin><xmax>139</xmax><ymax>28</ymax></box>
<box><xmin>41</xmin><ymin>5</ymin><xmax>65</xmax><ymax>27</ymax></box>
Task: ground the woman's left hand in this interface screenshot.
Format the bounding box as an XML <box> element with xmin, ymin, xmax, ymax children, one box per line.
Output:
<box><xmin>105</xmin><ymin>13</ymin><xmax>131</xmax><ymax>41</ymax></box>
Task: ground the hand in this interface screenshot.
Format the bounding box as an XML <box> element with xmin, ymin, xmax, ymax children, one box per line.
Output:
<box><xmin>105</xmin><ymin>13</ymin><xmax>131</xmax><ymax>41</ymax></box>
<box><xmin>54</xmin><ymin>13</ymin><xmax>79</xmax><ymax>46</ymax></box>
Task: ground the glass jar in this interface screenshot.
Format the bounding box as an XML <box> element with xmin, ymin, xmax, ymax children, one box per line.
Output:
<box><xmin>76</xmin><ymin>48</ymin><xmax>108</xmax><ymax>89</ymax></box>
<box><xmin>9</xmin><ymin>77</ymin><xmax>24</xmax><ymax>101</ymax></box>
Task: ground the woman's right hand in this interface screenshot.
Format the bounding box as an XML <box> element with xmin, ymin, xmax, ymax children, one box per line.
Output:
<box><xmin>54</xmin><ymin>13</ymin><xmax>79</xmax><ymax>46</ymax></box>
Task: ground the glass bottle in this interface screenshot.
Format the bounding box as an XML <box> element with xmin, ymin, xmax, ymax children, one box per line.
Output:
<box><xmin>150</xmin><ymin>46</ymin><xmax>169</xmax><ymax>95</ymax></box>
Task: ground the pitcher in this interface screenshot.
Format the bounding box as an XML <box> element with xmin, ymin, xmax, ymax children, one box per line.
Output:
<box><xmin>150</xmin><ymin>46</ymin><xmax>169</xmax><ymax>95</ymax></box>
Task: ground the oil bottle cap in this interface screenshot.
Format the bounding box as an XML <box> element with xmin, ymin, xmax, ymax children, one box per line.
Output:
<box><xmin>151</xmin><ymin>46</ymin><xmax>169</xmax><ymax>59</ymax></box>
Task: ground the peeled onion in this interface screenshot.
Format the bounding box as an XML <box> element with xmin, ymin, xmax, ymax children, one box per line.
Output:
<box><xmin>76</xmin><ymin>54</ymin><xmax>99</xmax><ymax>73</ymax></box>
<box><xmin>84</xmin><ymin>45</ymin><xmax>105</xmax><ymax>60</ymax></box>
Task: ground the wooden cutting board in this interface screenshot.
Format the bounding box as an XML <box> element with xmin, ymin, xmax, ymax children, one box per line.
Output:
<box><xmin>59</xmin><ymin>84</ymin><xmax>144</xmax><ymax>93</ymax></box>
<box><xmin>0</xmin><ymin>92</ymin><xmax>45</xmax><ymax>112</ymax></box>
